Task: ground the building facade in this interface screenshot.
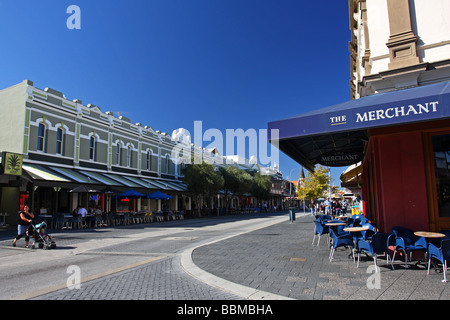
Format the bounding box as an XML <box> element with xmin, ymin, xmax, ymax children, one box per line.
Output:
<box><xmin>268</xmin><ymin>0</ymin><xmax>450</xmax><ymax>232</ymax></box>
<box><xmin>349</xmin><ymin>0</ymin><xmax>450</xmax><ymax>232</ymax></box>
<box><xmin>349</xmin><ymin>0</ymin><xmax>450</xmax><ymax>98</ymax></box>
<box><xmin>0</xmin><ymin>80</ymin><xmax>191</xmax><ymax>224</ymax></box>
<box><xmin>0</xmin><ymin>80</ymin><xmax>286</xmax><ymax>225</ymax></box>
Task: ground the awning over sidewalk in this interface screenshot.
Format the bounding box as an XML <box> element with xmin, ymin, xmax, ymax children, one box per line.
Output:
<box><xmin>22</xmin><ymin>164</ymin><xmax>71</xmax><ymax>182</ymax></box>
<box><xmin>22</xmin><ymin>164</ymin><xmax>187</xmax><ymax>192</ymax></box>
<box><xmin>268</xmin><ymin>81</ymin><xmax>450</xmax><ymax>171</ymax></box>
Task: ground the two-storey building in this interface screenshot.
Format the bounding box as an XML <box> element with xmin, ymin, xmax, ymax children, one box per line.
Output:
<box><xmin>0</xmin><ymin>80</ymin><xmax>287</xmax><ymax>225</ymax></box>
<box><xmin>0</xmin><ymin>80</ymin><xmax>189</xmax><ymax>224</ymax></box>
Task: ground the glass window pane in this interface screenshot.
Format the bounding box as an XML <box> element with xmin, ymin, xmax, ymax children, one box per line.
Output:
<box><xmin>432</xmin><ymin>134</ymin><xmax>450</xmax><ymax>217</ymax></box>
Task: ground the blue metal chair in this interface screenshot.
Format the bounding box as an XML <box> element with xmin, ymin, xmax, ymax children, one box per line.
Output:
<box><xmin>391</xmin><ymin>226</ymin><xmax>427</xmax><ymax>268</ymax></box>
<box><xmin>312</xmin><ymin>220</ymin><xmax>329</xmax><ymax>246</ymax></box>
<box><xmin>335</xmin><ymin>224</ymin><xmax>350</xmax><ymax>237</ymax></box>
<box><xmin>357</xmin><ymin>232</ymin><xmax>394</xmax><ymax>270</ymax></box>
<box><xmin>360</xmin><ymin>222</ymin><xmax>378</xmax><ymax>241</ymax></box>
<box><xmin>329</xmin><ymin>227</ymin><xmax>354</xmax><ymax>262</ymax></box>
<box><xmin>427</xmin><ymin>239</ymin><xmax>450</xmax><ymax>282</ymax></box>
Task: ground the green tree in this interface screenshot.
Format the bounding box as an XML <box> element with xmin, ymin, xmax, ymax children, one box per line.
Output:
<box><xmin>219</xmin><ymin>165</ymin><xmax>252</xmax><ymax>210</ymax></box>
<box><xmin>296</xmin><ymin>165</ymin><xmax>330</xmax><ymax>200</ymax></box>
<box><xmin>182</xmin><ymin>162</ymin><xmax>224</xmax><ymax>216</ymax></box>
<box><xmin>250</xmin><ymin>172</ymin><xmax>272</xmax><ymax>203</ymax></box>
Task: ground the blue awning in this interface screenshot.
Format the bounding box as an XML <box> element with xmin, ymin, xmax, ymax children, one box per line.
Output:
<box><xmin>268</xmin><ymin>82</ymin><xmax>450</xmax><ymax>171</ymax></box>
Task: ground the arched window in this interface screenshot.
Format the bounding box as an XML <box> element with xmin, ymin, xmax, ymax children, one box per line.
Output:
<box><xmin>37</xmin><ymin>123</ymin><xmax>46</xmax><ymax>152</ymax></box>
<box><xmin>89</xmin><ymin>136</ymin><xmax>96</xmax><ymax>161</ymax></box>
<box><xmin>147</xmin><ymin>150</ymin><xmax>152</xmax><ymax>171</ymax></box>
<box><xmin>116</xmin><ymin>144</ymin><xmax>121</xmax><ymax>165</ymax></box>
<box><xmin>127</xmin><ymin>145</ymin><xmax>132</xmax><ymax>167</ymax></box>
<box><xmin>56</xmin><ymin>127</ymin><xmax>64</xmax><ymax>155</ymax></box>
<box><xmin>165</xmin><ymin>154</ymin><xmax>170</xmax><ymax>173</ymax></box>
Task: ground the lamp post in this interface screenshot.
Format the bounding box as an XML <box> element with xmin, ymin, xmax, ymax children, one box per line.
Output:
<box><xmin>288</xmin><ymin>168</ymin><xmax>300</xmax><ymax>222</ymax></box>
<box><xmin>303</xmin><ymin>188</ymin><xmax>305</xmax><ymax>214</ymax></box>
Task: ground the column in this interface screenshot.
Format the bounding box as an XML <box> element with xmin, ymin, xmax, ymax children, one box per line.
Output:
<box><xmin>386</xmin><ymin>0</ymin><xmax>420</xmax><ymax>70</ymax></box>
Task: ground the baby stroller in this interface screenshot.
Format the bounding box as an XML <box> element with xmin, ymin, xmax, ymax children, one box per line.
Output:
<box><xmin>28</xmin><ymin>221</ymin><xmax>56</xmax><ymax>249</ymax></box>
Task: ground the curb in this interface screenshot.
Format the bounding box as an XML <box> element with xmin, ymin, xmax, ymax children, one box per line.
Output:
<box><xmin>179</xmin><ymin>213</ymin><xmax>312</xmax><ymax>300</ymax></box>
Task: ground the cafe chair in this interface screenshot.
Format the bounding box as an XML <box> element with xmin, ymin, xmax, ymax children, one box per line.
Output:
<box><xmin>94</xmin><ymin>214</ymin><xmax>103</xmax><ymax>228</ymax></box>
<box><xmin>312</xmin><ymin>220</ymin><xmax>329</xmax><ymax>246</ymax></box>
<box><xmin>427</xmin><ymin>239</ymin><xmax>450</xmax><ymax>282</ymax></box>
<box><xmin>361</xmin><ymin>222</ymin><xmax>378</xmax><ymax>241</ymax></box>
<box><xmin>391</xmin><ymin>226</ymin><xmax>427</xmax><ymax>268</ymax></box>
<box><xmin>53</xmin><ymin>214</ymin><xmax>66</xmax><ymax>229</ymax></box>
<box><xmin>156</xmin><ymin>211</ymin><xmax>164</xmax><ymax>222</ymax></box>
<box><xmin>144</xmin><ymin>211</ymin><xmax>154</xmax><ymax>223</ymax></box>
<box><xmin>329</xmin><ymin>228</ymin><xmax>354</xmax><ymax>262</ymax></box>
<box><xmin>357</xmin><ymin>232</ymin><xmax>394</xmax><ymax>270</ymax></box>
<box><xmin>439</xmin><ymin>230</ymin><xmax>450</xmax><ymax>240</ymax></box>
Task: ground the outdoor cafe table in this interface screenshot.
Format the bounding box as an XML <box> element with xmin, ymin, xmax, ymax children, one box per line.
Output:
<box><xmin>325</xmin><ymin>222</ymin><xmax>346</xmax><ymax>230</ymax></box>
<box><xmin>414</xmin><ymin>231</ymin><xmax>446</xmax><ymax>268</ymax></box>
<box><xmin>343</xmin><ymin>226</ymin><xmax>370</xmax><ymax>262</ymax></box>
<box><xmin>414</xmin><ymin>231</ymin><xmax>446</xmax><ymax>252</ymax></box>
<box><xmin>414</xmin><ymin>231</ymin><xmax>446</xmax><ymax>239</ymax></box>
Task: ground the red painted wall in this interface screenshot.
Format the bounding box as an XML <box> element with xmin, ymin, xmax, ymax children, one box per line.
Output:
<box><xmin>370</xmin><ymin>131</ymin><xmax>429</xmax><ymax>232</ymax></box>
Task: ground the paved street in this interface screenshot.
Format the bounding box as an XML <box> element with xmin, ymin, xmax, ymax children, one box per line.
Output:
<box><xmin>0</xmin><ymin>212</ymin><xmax>287</xmax><ymax>300</ymax></box>
<box><xmin>1</xmin><ymin>211</ymin><xmax>450</xmax><ymax>302</ymax></box>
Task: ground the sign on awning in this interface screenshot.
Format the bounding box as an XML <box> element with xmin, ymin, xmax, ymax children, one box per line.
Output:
<box><xmin>316</xmin><ymin>151</ymin><xmax>364</xmax><ymax>167</ymax></box>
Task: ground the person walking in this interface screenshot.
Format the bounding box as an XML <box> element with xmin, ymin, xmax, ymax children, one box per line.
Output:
<box><xmin>310</xmin><ymin>200</ymin><xmax>315</xmax><ymax>216</ymax></box>
<box><xmin>324</xmin><ymin>198</ymin><xmax>331</xmax><ymax>216</ymax></box>
<box><xmin>12</xmin><ymin>204</ymin><xmax>34</xmax><ymax>248</ymax></box>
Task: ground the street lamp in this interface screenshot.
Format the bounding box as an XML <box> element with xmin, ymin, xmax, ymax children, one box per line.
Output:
<box><xmin>288</xmin><ymin>168</ymin><xmax>300</xmax><ymax>222</ymax></box>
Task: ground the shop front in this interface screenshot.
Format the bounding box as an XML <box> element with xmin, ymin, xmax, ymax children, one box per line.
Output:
<box><xmin>268</xmin><ymin>81</ymin><xmax>450</xmax><ymax>232</ymax></box>
<box><xmin>0</xmin><ymin>161</ymin><xmax>188</xmax><ymax>225</ymax></box>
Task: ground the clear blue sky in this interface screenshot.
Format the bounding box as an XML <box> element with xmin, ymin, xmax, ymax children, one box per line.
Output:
<box><xmin>0</xmin><ymin>0</ymin><xmax>351</xmax><ymax>187</ymax></box>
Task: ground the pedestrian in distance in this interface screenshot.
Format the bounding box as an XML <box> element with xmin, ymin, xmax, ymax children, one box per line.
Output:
<box><xmin>324</xmin><ymin>198</ymin><xmax>331</xmax><ymax>215</ymax></box>
<box><xmin>12</xmin><ymin>204</ymin><xmax>34</xmax><ymax>248</ymax></box>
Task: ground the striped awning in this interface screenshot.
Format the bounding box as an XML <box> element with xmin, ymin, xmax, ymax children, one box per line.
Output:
<box><xmin>22</xmin><ymin>163</ymin><xmax>186</xmax><ymax>192</ymax></box>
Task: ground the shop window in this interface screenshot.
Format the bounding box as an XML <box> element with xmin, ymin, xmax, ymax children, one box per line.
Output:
<box><xmin>432</xmin><ymin>134</ymin><xmax>450</xmax><ymax>217</ymax></box>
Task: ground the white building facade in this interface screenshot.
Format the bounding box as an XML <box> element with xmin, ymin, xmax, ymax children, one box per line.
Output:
<box><xmin>349</xmin><ymin>0</ymin><xmax>450</xmax><ymax>98</ymax></box>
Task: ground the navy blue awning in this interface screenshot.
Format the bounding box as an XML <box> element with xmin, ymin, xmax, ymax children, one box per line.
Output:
<box><xmin>268</xmin><ymin>82</ymin><xmax>450</xmax><ymax>171</ymax></box>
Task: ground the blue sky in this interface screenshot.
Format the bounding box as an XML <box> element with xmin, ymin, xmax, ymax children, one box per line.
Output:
<box><xmin>0</xmin><ymin>0</ymin><xmax>351</xmax><ymax>186</ymax></box>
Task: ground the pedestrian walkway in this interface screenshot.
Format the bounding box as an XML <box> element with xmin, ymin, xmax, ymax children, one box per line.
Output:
<box><xmin>2</xmin><ymin>212</ymin><xmax>450</xmax><ymax>300</ymax></box>
<box><xmin>190</xmin><ymin>213</ymin><xmax>450</xmax><ymax>300</ymax></box>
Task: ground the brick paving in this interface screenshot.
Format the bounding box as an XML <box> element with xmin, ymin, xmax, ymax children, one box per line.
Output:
<box><xmin>3</xmin><ymin>213</ymin><xmax>450</xmax><ymax>300</ymax></box>
<box><xmin>192</xmin><ymin>214</ymin><xmax>450</xmax><ymax>300</ymax></box>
